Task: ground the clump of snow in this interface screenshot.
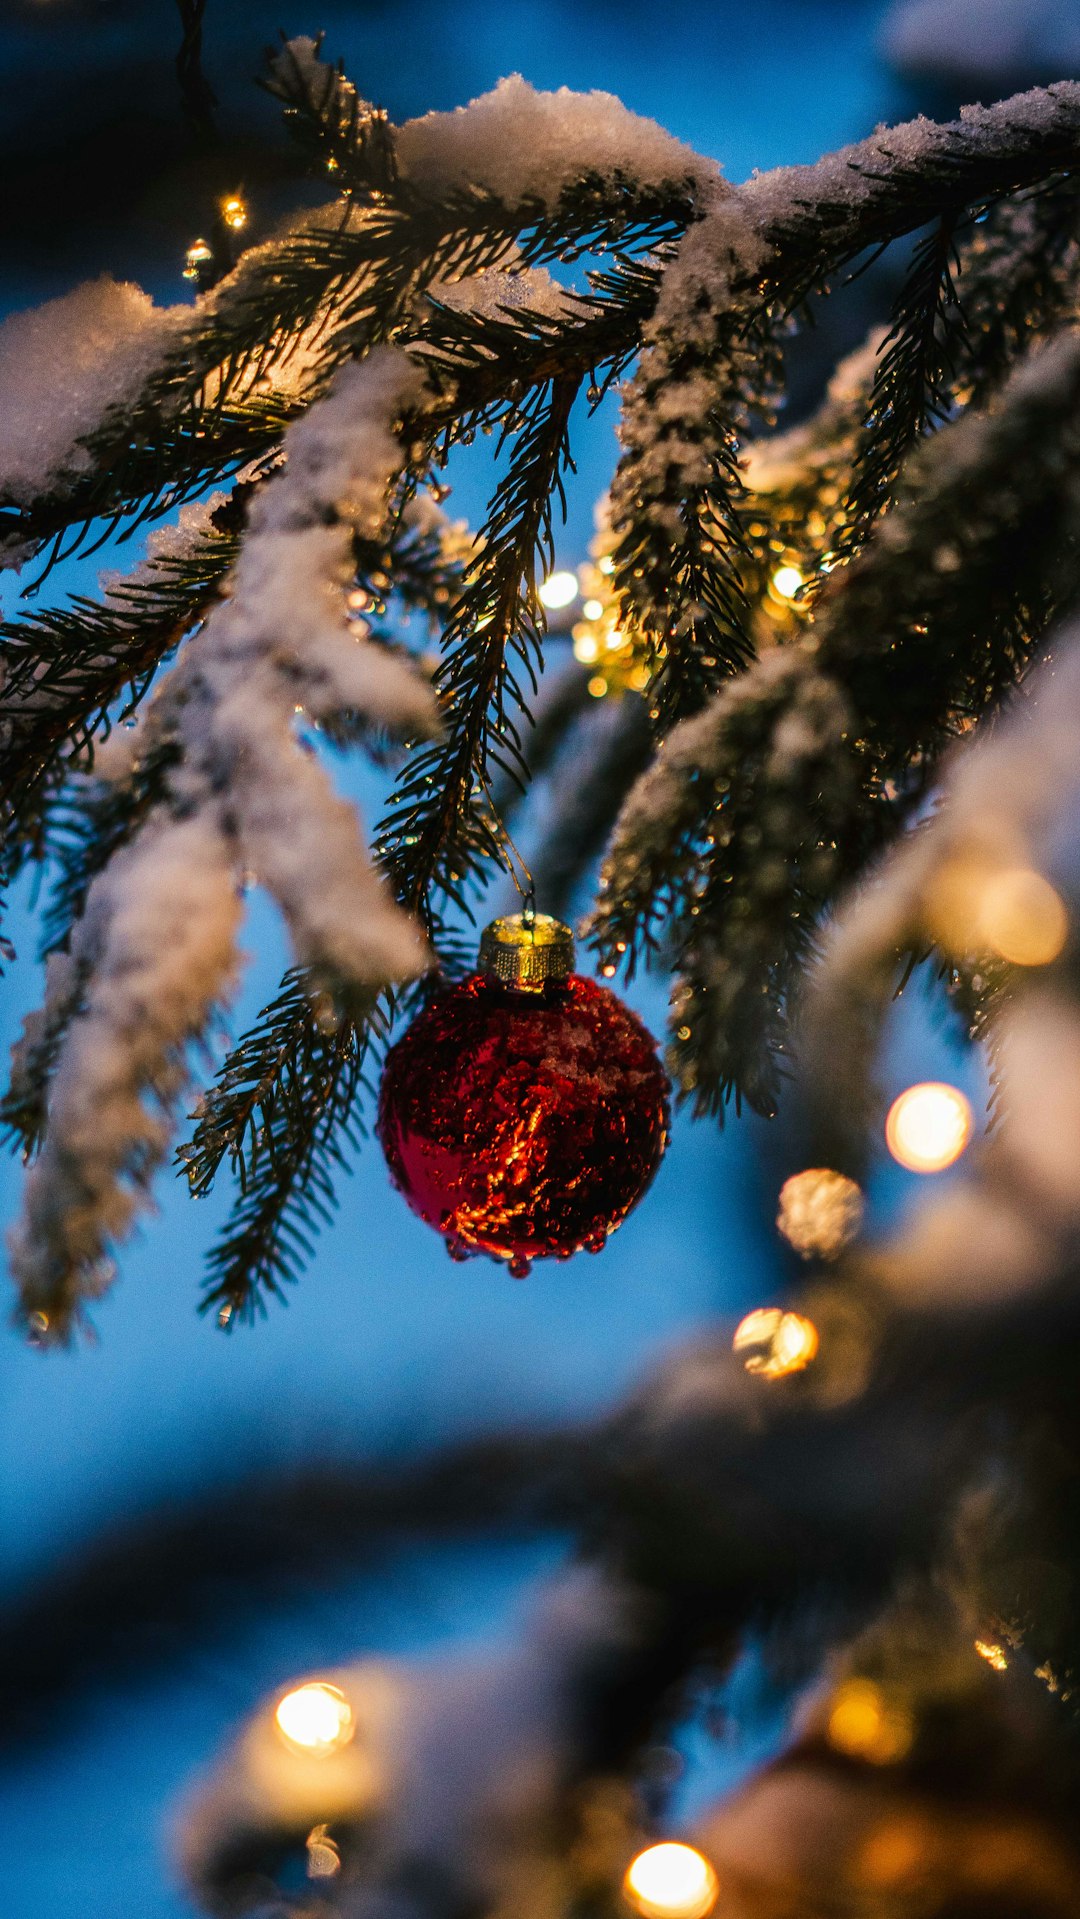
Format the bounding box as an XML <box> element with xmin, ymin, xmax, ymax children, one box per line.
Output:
<box><xmin>739</xmin><ymin>82</ymin><xmax>1080</xmax><ymax>248</ymax></box>
<box><xmin>429</xmin><ymin>262</ymin><xmax>577</xmax><ymax>325</ymax></box>
<box><xmin>397</xmin><ymin>73</ymin><xmax>719</xmax><ymax>208</ymax></box>
<box><xmin>8</xmin><ymin>813</ymin><xmax>243</xmax><ymax>1331</ymax></box>
<box><xmin>0</xmin><ymin>276</ymin><xmax>183</xmax><ymax>510</ymax></box>
<box><xmin>115</xmin><ymin>347</ymin><xmax>438</xmax><ymax>982</ymax></box>
<box><xmin>11</xmin><ymin>349</ymin><xmax>440</xmax><ymax>1325</ymax></box>
<box><xmin>178</xmin><ymin>1565</ymin><xmax>634</xmax><ymax>1919</ymax></box>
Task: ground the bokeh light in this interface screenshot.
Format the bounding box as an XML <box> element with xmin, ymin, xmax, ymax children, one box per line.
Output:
<box><xmin>274</xmin><ymin>1681</ymin><xmax>355</xmax><ymax>1755</ymax></box>
<box><xmin>979</xmin><ymin>867</ymin><xmax>1068</xmax><ymax>966</ymax></box>
<box><xmin>926</xmin><ymin>857</ymin><xmax>1067</xmax><ymax>966</ymax></box>
<box><xmin>885</xmin><ymin>1082</ymin><xmax>973</xmax><ymax>1173</ymax></box>
<box><xmin>305</xmin><ymin>1824</ymin><xmax>342</xmax><ymax>1878</ymax></box>
<box><xmin>776</xmin><ymin>1167</ymin><xmax>863</xmax><ymax>1260</ymax></box>
<box><xmin>538</xmin><ymin>570</ymin><xmax>579</xmax><ymax>609</ymax></box>
<box><xmin>623</xmin><ymin>1843</ymin><xmax>720</xmax><ymax>1919</ymax></box>
<box><xmin>733</xmin><ymin>1306</ymin><xmax>819</xmax><ymax>1378</ymax></box>
<box><xmin>770</xmin><ymin>562</ymin><xmax>804</xmax><ymax>601</ymax></box>
<box><xmin>826</xmin><ymin>1679</ymin><xmax>914</xmax><ymax>1765</ymax></box>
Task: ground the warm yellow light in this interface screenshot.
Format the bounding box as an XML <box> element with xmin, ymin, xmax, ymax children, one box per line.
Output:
<box><xmin>826</xmin><ymin>1680</ymin><xmax>913</xmax><ymax>1765</ymax></box>
<box><xmin>974</xmin><ymin>1639</ymin><xmax>1008</xmax><ymax>1671</ymax></box>
<box><xmin>599</xmin><ymin>555</ymin><xmax>615</xmax><ymax>575</ymax></box>
<box><xmin>306</xmin><ymin>1824</ymin><xmax>342</xmax><ymax>1878</ymax></box>
<box><xmin>538</xmin><ymin>570</ymin><xmax>579</xmax><ymax>609</ymax></box>
<box><xmin>777</xmin><ymin>1167</ymin><xmax>863</xmax><ymax>1260</ymax></box>
<box><xmin>770</xmin><ymin>563</ymin><xmax>804</xmax><ymax>602</ymax></box>
<box><xmin>733</xmin><ymin>1306</ymin><xmax>819</xmax><ymax>1379</ymax></box>
<box><xmin>182</xmin><ymin>239</ymin><xmax>213</xmax><ymax>281</ymax></box>
<box><xmin>979</xmin><ymin>868</ymin><xmax>1068</xmax><ymax>967</ymax></box>
<box><xmin>574</xmin><ymin>632</ymin><xmax>600</xmax><ymax>664</ymax></box>
<box><xmin>221</xmin><ymin>194</ymin><xmax>248</xmax><ymax>230</ymax></box>
<box><xmin>583</xmin><ymin>598</ymin><xmax>604</xmax><ymax>620</ymax></box>
<box><xmin>927</xmin><ymin>858</ymin><xmax>1068</xmax><ymax>966</ymax></box>
<box><xmin>588</xmin><ymin>674</ymin><xmax>609</xmax><ymax>698</ymax></box>
<box><xmin>885</xmin><ymin>1082</ymin><xmax>973</xmax><ymax>1173</ymax></box>
<box><xmin>623</xmin><ymin>1844</ymin><xmax>719</xmax><ymax>1919</ymax></box>
<box><xmin>274</xmin><ymin>1682</ymin><xmax>354</xmax><ymax>1755</ymax></box>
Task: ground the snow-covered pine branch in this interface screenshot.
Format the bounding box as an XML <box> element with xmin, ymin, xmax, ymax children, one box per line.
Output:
<box><xmin>6</xmin><ymin>38</ymin><xmax>1080</xmax><ymax>1322</ymax></box>
<box><xmin>7</xmin><ymin>349</ymin><xmax>442</xmax><ymax>1335</ymax></box>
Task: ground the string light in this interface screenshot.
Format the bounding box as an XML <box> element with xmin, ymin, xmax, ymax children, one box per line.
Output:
<box><xmin>274</xmin><ymin>1681</ymin><xmax>355</xmax><ymax>1755</ymax></box>
<box><xmin>885</xmin><ymin>1082</ymin><xmax>973</xmax><ymax>1173</ymax></box>
<box><xmin>538</xmin><ymin>570</ymin><xmax>579</xmax><ymax>609</ymax></box>
<box><xmin>776</xmin><ymin>1168</ymin><xmax>863</xmax><ymax>1260</ymax></box>
<box><xmin>974</xmin><ymin>1639</ymin><xmax>1008</xmax><ymax>1671</ymax></box>
<box><xmin>305</xmin><ymin>1824</ymin><xmax>342</xmax><ymax>1878</ymax></box>
<box><xmin>927</xmin><ymin>857</ymin><xmax>1068</xmax><ymax>965</ymax></box>
<box><xmin>623</xmin><ymin>1844</ymin><xmax>720</xmax><ymax>1919</ymax></box>
<box><xmin>221</xmin><ymin>194</ymin><xmax>248</xmax><ymax>231</ymax></box>
<box><xmin>978</xmin><ymin>867</ymin><xmax>1068</xmax><ymax>966</ymax></box>
<box><xmin>826</xmin><ymin>1679</ymin><xmax>914</xmax><ymax>1765</ymax></box>
<box><xmin>182</xmin><ymin>239</ymin><xmax>213</xmax><ymax>282</ymax></box>
<box><xmin>733</xmin><ymin>1306</ymin><xmax>819</xmax><ymax>1378</ymax></box>
<box><xmin>770</xmin><ymin>562</ymin><xmax>805</xmax><ymax>602</ymax></box>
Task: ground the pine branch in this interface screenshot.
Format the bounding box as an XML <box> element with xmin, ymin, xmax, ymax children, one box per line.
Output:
<box><xmin>817</xmin><ymin>327</ymin><xmax>1080</xmax><ymax>765</ymax></box>
<box><xmin>39</xmin><ymin>740</ymin><xmax>183</xmax><ymax>961</ymax></box>
<box><xmin>182</xmin><ymin>974</ymin><xmax>384</xmax><ymax>1324</ymax></box>
<box><xmin>261</xmin><ymin>34</ymin><xmax>397</xmax><ymax>193</ymax></box>
<box><xmin>610</xmin><ymin>303</ymin><xmax>777</xmax><ymax>734</ymax></box>
<box><xmin>0</xmin><ymin>516</ymin><xmax>239</xmax><ymax>873</ymax></box>
<box><xmin>752</xmin><ymin>85</ymin><xmax>1080</xmax><ymax>312</ymax></box>
<box><xmin>590</xmin><ymin>653</ymin><xmax>863</xmax><ymax>1116</ymax></box>
<box><xmin>3</xmin><ymin>189</ymin><xmax>692</xmax><ymax>580</ymax></box>
<box><xmin>838</xmin><ymin>214</ymin><xmax>964</xmax><ymax>558</ymax></box>
<box><xmin>952</xmin><ymin>173</ymin><xmax>1080</xmax><ymax>408</ymax></box>
<box><xmin>174</xmin><ymin>0</ymin><xmax>216</xmax><ymax>131</ymax></box>
<box><xmin>380</xmin><ymin>370</ymin><xmax>583</xmax><ymax>931</ymax></box>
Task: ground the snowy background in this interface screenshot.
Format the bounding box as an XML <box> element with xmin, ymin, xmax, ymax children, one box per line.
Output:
<box><xmin>0</xmin><ymin>1</ymin><xmax>1043</xmax><ymax>1913</ymax></box>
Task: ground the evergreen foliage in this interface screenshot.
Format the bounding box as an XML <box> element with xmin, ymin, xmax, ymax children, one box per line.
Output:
<box><xmin>4</xmin><ymin>45</ymin><xmax>1080</xmax><ymax>1331</ymax></box>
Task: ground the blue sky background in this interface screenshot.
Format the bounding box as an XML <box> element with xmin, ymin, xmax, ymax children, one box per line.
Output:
<box><xmin>0</xmin><ymin>5</ymin><xmax>994</xmax><ymax>1911</ymax></box>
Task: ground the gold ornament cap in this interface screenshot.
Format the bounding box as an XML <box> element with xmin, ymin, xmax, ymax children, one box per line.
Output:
<box><xmin>478</xmin><ymin>911</ymin><xmax>575</xmax><ymax>989</ymax></box>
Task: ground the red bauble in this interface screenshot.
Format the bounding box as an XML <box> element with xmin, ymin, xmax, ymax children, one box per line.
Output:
<box><xmin>377</xmin><ymin>920</ymin><xmax>669</xmax><ymax>1277</ymax></box>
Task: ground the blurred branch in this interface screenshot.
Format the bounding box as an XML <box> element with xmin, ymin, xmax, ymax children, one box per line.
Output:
<box><xmin>175</xmin><ymin>0</ymin><xmax>217</xmax><ymax>133</ymax></box>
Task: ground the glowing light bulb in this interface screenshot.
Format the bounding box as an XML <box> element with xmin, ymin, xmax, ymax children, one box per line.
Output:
<box><xmin>826</xmin><ymin>1679</ymin><xmax>913</xmax><ymax>1765</ymax></box>
<box><xmin>770</xmin><ymin>563</ymin><xmax>804</xmax><ymax>602</ymax></box>
<box><xmin>733</xmin><ymin>1306</ymin><xmax>819</xmax><ymax>1378</ymax></box>
<box><xmin>588</xmin><ymin>675</ymin><xmax>609</xmax><ymax>698</ymax></box>
<box><xmin>573</xmin><ymin>632</ymin><xmax>600</xmax><ymax>664</ymax></box>
<box><xmin>979</xmin><ymin>867</ymin><xmax>1068</xmax><ymax>966</ymax></box>
<box><xmin>221</xmin><ymin>194</ymin><xmax>248</xmax><ymax>230</ymax></box>
<box><xmin>974</xmin><ymin>1639</ymin><xmax>1008</xmax><ymax>1671</ymax></box>
<box><xmin>183</xmin><ymin>239</ymin><xmax>213</xmax><ymax>281</ymax></box>
<box><xmin>885</xmin><ymin>1082</ymin><xmax>973</xmax><ymax>1173</ymax></box>
<box><xmin>599</xmin><ymin>555</ymin><xmax>615</xmax><ymax>575</ymax></box>
<box><xmin>306</xmin><ymin>1824</ymin><xmax>342</xmax><ymax>1878</ymax></box>
<box><xmin>274</xmin><ymin>1682</ymin><xmax>354</xmax><ymax>1755</ymax></box>
<box><xmin>777</xmin><ymin>1167</ymin><xmax>863</xmax><ymax>1260</ymax></box>
<box><xmin>539</xmin><ymin>570</ymin><xmax>579</xmax><ymax>610</ymax></box>
<box><xmin>623</xmin><ymin>1844</ymin><xmax>719</xmax><ymax>1919</ymax></box>
<box><xmin>583</xmin><ymin>598</ymin><xmax>604</xmax><ymax>620</ymax></box>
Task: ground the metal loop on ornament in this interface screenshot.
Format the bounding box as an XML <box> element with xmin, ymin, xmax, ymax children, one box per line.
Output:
<box><xmin>478</xmin><ymin>911</ymin><xmax>575</xmax><ymax>989</ymax></box>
